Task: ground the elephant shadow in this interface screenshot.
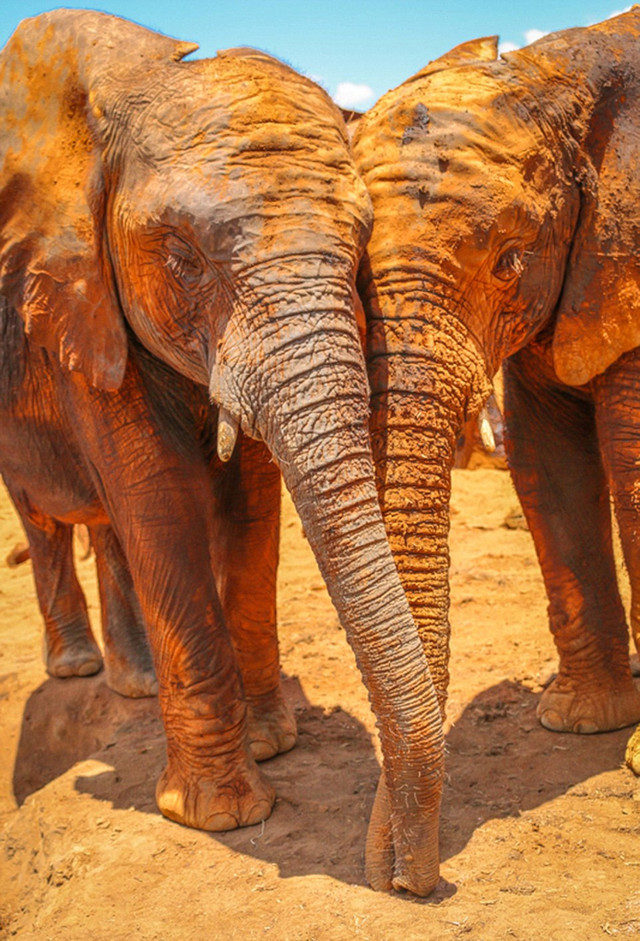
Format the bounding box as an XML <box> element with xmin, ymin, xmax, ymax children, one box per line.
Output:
<box><xmin>439</xmin><ymin>678</ymin><xmax>635</xmax><ymax>862</ymax></box>
<box><xmin>11</xmin><ymin>673</ymin><xmax>633</xmax><ymax>892</ymax></box>
<box><xmin>11</xmin><ymin>671</ymin><xmax>380</xmax><ymax>886</ymax></box>
<box><xmin>12</xmin><ymin>672</ymin><xmax>162</xmax><ymax>809</ymax></box>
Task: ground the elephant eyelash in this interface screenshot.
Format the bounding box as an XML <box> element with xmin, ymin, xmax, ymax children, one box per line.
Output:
<box><xmin>164</xmin><ymin>246</ymin><xmax>204</xmax><ymax>286</ymax></box>
<box><xmin>493</xmin><ymin>248</ymin><xmax>525</xmax><ymax>282</ymax></box>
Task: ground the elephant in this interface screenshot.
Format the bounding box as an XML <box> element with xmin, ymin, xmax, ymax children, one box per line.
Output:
<box><xmin>0</xmin><ymin>9</ymin><xmax>445</xmax><ymax>895</ymax></box>
<box><xmin>352</xmin><ymin>10</ymin><xmax>640</xmax><ymax>891</ymax></box>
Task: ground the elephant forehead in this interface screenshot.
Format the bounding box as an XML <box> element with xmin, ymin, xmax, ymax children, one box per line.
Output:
<box><xmin>111</xmin><ymin>60</ymin><xmax>370</xmax><ymax>247</ymax></box>
<box><xmin>137</xmin><ymin>56</ymin><xmax>348</xmax><ymax>157</ymax></box>
<box><xmin>208</xmin><ymin>56</ymin><xmax>347</xmax><ymax>140</ymax></box>
<box><xmin>355</xmin><ymin>72</ymin><xmax>563</xmax><ymax>241</ymax></box>
<box><xmin>355</xmin><ymin>65</ymin><xmax>546</xmax><ymax>180</ymax></box>
<box><xmin>122</xmin><ymin>96</ymin><xmax>358</xmax><ymax>209</ymax></box>
<box><xmin>118</xmin><ymin>85</ymin><xmax>334</xmax><ymax>174</ymax></box>
<box><xmin>104</xmin><ymin>54</ymin><xmax>364</xmax><ymax>227</ymax></box>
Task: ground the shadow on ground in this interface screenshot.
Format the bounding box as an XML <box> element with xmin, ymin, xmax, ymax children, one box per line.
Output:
<box><xmin>440</xmin><ymin>678</ymin><xmax>635</xmax><ymax>860</ymax></box>
<box><xmin>12</xmin><ymin>672</ymin><xmax>161</xmax><ymax>806</ymax></box>
<box><xmin>11</xmin><ymin>672</ymin><xmax>635</xmax><ymax>894</ymax></box>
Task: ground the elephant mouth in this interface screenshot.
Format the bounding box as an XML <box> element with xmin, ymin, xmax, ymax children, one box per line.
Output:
<box><xmin>216</xmin><ymin>407</ymin><xmax>239</xmax><ymax>462</ymax></box>
<box><xmin>207</xmin><ymin>353</ymin><xmax>257</xmax><ymax>455</ymax></box>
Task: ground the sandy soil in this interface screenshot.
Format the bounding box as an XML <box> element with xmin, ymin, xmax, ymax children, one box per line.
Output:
<box><xmin>1</xmin><ymin>468</ymin><xmax>639</xmax><ymax>941</ymax></box>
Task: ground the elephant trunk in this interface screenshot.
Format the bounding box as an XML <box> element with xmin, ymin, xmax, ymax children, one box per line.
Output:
<box><xmin>273</xmin><ymin>379</ymin><xmax>444</xmax><ymax>895</ymax></box>
<box><xmin>366</xmin><ymin>288</ymin><xmax>493</xmax><ymax>714</ymax></box>
<box><xmin>212</xmin><ymin>267</ymin><xmax>446</xmax><ymax>894</ymax></box>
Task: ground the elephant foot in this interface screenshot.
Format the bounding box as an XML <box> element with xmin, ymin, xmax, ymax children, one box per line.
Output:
<box><xmin>104</xmin><ymin>657</ymin><xmax>158</xmax><ymax>699</ymax></box>
<box><xmin>246</xmin><ymin>689</ymin><xmax>297</xmax><ymax>761</ymax></box>
<box><xmin>625</xmin><ymin>725</ymin><xmax>640</xmax><ymax>775</ymax></box>
<box><xmin>365</xmin><ymin>773</ymin><xmax>441</xmax><ymax>898</ymax></box>
<box><xmin>44</xmin><ymin>634</ymin><xmax>103</xmax><ymax>679</ymax></box>
<box><xmin>538</xmin><ymin>673</ymin><xmax>640</xmax><ymax>733</ymax></box>
<box><xmin>156</xmin><ymin>760</ymin><xmax>275</xmax><ymax>831</ymax></box>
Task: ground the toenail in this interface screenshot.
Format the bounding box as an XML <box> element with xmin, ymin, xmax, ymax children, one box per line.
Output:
<box><xmin>574</xmin><ymin>720</ymin><xmax>598</xmax><ymax>734</ymax></box>
<box><xmin>538</xmin><ymin>709</ymin><xmax>563</xmax><ymax>731</ymax></box>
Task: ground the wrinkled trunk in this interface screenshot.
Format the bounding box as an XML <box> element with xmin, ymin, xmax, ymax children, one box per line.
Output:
<box><xmin>281</xmin><ymin>418</ymin><xmax>444</xmax><ymax>895</ymax></box>
<box><xmin>214</xmin><ymin>266</ymin><xmax>447</xmax><ymax>894</ymax></box>
<box><xmin>272</xmin><ymin>385</ymin><xmax>444</xmax><ymax>895</ymax></box>
<box><xmin>366</xmin><ymin>290</ymin><xmax>493</xmax><ymax>714</ymax></box>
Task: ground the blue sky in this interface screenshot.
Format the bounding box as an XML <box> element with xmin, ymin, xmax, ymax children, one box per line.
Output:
<box><xmin>0</xmin><ymin>1</ymin><xmax>631</xmax><ymax>108</ymax></box>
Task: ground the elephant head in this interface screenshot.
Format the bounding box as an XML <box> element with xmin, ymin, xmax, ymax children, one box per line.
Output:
<box><xmin>0</xmin><ymin>10</ymin><xmax>445</xmax><ymax>894</ymax></box>
<box><xmin>352</xmin><ymin>10</ymin><xmax>640</xmax><ymax>886</ymax></box>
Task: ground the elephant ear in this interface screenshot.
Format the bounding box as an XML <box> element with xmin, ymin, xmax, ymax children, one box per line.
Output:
<box><xmin>0</xmin><ymin>11</ymin><xmax>197</xmax><ymax>390</ymax></box>
<box><xmin>551</xmin><ymin>93</ymin><xmax>640</xmax><ymax>386</ymax></box>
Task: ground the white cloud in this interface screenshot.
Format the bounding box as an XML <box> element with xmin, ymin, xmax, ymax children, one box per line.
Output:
<box><xmin>498</xmin><ymin>40</ymin><xmax>520</xmax><ymax>54</ymax></box>
<box><xmin>333</xmin><ymin>82</ymin><xmax>375</xmax><ymax>110</ymax></box>
<box><xmin>499</xmin><ymin>27</ymin><xmax>548</xmax><ymax>54</ymax></box>
<box><xmin>503</xmin><ymin>8</ymin><xmax>632</xmax><ymax>55</ymax></box>
<box><xmin>523</xmin><ymin>28</ymin><xmax>549</xmax><ymax>45</ymax></box>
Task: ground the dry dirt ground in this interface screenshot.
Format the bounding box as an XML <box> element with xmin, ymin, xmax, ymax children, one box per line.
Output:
<box><xmin>1</xmin><ymin>469</ymin><xmax>640</xmax><ymax>941</ymax></box>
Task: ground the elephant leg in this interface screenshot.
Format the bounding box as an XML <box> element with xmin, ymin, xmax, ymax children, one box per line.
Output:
<box><xmin>68</xmin><ymin>368</ymin><xmax>273</xmax><ymax>831</ymax></box>
<box><xmin>89</xmin><ymin>522</ymin><xmax>157</xmax><ymax>698</ymax></box>
<box><xmin>593</xmin><ymin>350</ymin><xmax>640</xmax><ymax>657</ymax></box>
<box><xmin>5</xmin><ymin>484</ymin><xmax>102</xmax><ymax>678</ymax></box>
<box><xmin>592</xmin><ymin>349</ymin><xmax>640</xmax><ymax>770</ymax></box>
<box><xmin>213</xmin><ymin>434</ymin><xmax>296</xmax><ymax>761</ymax></box>
<box><xmin>504</xmin><ymin>350</ymin><xmax>640</xmax><ymax>734</ymax></box>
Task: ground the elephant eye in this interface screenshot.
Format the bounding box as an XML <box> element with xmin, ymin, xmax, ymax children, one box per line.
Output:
<box><xmin>163</xmin><ymin>235</ymin><xmax>204</xmax><ymax>287</ymax></box>
<box><xmin>493</xmin><ymin>247</ymin><xmax>524</xmax><ymax>282</ymax></box>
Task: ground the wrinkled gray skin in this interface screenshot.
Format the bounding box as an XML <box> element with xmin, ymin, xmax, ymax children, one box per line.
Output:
<box><xmin>0</xmin><ymin>11</ymin><xmax>443</xmax><ymax>895</ymax></box>
<box><xmin>353</xmin><ymin>11</ymin><xmax>640</xmax><ymax>890</ymax></box>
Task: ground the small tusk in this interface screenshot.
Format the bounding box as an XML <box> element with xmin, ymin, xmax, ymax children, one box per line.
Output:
<box><xmin>217</xmin><ymin>407</ymin><xmax>239</xmax><ymax>462</ymax></box>
<box><xmin>478</xmin><ymin>407</ymin><xmax>496</xmax><ymax>453</ymax></box>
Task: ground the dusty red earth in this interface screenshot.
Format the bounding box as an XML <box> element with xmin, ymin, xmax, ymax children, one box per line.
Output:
<box><xmin>1</xmin><ymin>468</ymin><xmax>639</xmax><ymax>940</ymax></box>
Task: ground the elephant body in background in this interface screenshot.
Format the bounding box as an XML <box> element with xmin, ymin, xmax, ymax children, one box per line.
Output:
<box><xmin>1</xmin><ymin>302</ymin><xmax>289</xmax><ymax>758</ymax></box>
<box><xmin>0</xmin><ymin>10</ymin><xmax>443</xmax><ymax>894</ymax></box>
<box><xmin>1</xmin><ymin>298</ymin><xmax>157</xmax><ymax>697</ymax></box>
<box><xmin>353</xmin><ymin>10</ymin><xmax>640</xmax><ymax>890</ymax></box>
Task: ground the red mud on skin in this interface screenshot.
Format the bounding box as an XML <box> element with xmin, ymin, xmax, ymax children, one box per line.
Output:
<box><xmin>2</xmin><ymin>470</ymin><xmax>639</xmax><ymax>939</ymax></box>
